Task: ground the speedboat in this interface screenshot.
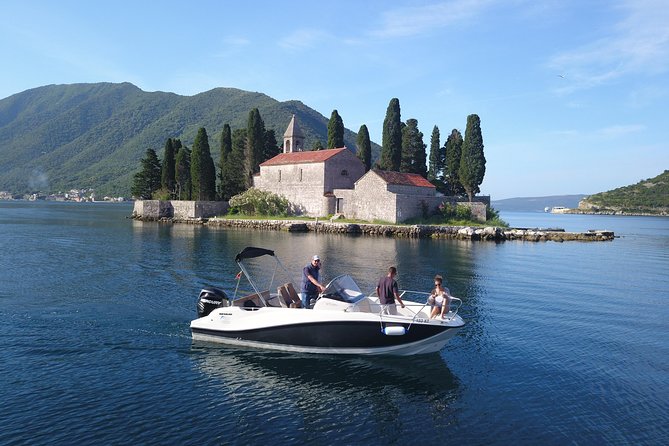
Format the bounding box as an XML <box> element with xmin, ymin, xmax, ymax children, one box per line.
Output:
<box><xmin>190</xmin><ymin>247</ymin><xmax>466</xmax><ymax>356</ymax></box>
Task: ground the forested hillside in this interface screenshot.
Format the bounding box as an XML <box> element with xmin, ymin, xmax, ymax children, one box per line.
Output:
<box><xmin>0</xmin><ymin>83</ymin><xmax>370</xmax><ymax>196</ymax></box>
<box><xmin>579</xmin><ymin>170</ymin><xmax>669</xmax><ymax>214</ymax></box>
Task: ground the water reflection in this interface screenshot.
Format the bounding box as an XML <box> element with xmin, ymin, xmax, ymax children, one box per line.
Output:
<box><xmin>190</xmin><ymin>345</ymin><xmax>461</xmax><ymax>442</ymax></box>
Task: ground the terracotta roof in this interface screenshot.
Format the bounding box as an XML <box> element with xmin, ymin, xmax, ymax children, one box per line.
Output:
<box><xmin>371</xmin><ymin>170</ymin><xmax>436</xmax><ymax>188</ymax></box>
<box><xmin>260</xmin><ymin>148</ymin><xmax>348</xmax><ymax>166</ymax></box>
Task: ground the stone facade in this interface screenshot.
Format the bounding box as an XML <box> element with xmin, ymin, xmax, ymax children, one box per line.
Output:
<box><xmin>254</xmin><ymin>148</ymin><xmax>365</xmax><ymax>217</ymax></box>
<box><xmin>132</xmin><ymin>200</ymin><xmax>228</xmax><ymax>220</ymax></box>
<box><xmin>332</xmin><ymin>170</ymin><xmax>489</xmax><ymax>223</ymax></box>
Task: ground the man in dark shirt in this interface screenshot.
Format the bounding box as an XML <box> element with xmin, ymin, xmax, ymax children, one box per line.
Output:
<box><xmin>300</xmin><ymin>255</ymin><xmax>325</xmax><ymax>309</ymax></box>
<box><xmin>376</xmin><ymin>266</ymin><xmax>405</xmax><ymax>314</ymax></box>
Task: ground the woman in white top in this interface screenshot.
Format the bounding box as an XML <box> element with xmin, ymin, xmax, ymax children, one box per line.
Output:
<box><xmin>428</xmin><ymin>275</ymin><xmax>450</xmax><ymax>319</ymax></box>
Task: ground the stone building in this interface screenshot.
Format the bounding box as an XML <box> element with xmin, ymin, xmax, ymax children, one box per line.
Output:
<box><xmin>253</xmin><ymin>116</ymin><xmax>488</xmax><ymax>223</ymax></box>
<box><xmin>254</xmin><ymin>148</ymin><xmax>366</xmax><ymax>216</ymax></box>
<box><xmin>333</xmin><ymin>170</ymin><xmax>440</xmax><ymax>223</ymax></box>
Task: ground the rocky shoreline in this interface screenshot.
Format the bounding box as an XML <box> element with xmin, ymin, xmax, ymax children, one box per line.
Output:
<box><xmin>133</xmin><ymin>215</ymin><xmax>614</xmax><ymax>242</ymax></box>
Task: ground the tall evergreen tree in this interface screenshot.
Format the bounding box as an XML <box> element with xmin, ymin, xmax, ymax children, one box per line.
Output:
<box><xmin>427</xmin><ymin>126</ymin><xmax>441</xmax><ymax>182</ymax></box>
<box><xmin>356</xmin><ymin>124</ymin><xmax>372</xmax><ymax>171</ymax></box>
<box><xmin>217</xmin><ymin>124</ymin><xmax>232</xmax><ymax>200</ymax></box>
<box><xmin>191</xmin><ymin>127</ymin><xmax>216</xmax><ymax>201</ymax></box>
<box><xmin>131</xmin><ymin>148</ymin><xmax>162</xmax><ymax>199</ymax></box>
<box><xmin>400</xmin><ymin>118</ymin><xmax>427</xmax><ymax>177</ymax></box>
<box><xmin>245</xmin><ymin>108</ymin><xmax>266</xmax><ymax>187</ymax></box>
<box><xmin>458</xmin><ymin>114</ymin><xmax>486</xmax><ymax>201</ymax></box>
<box><xmin>327</xmin><ymin>109</ymin><xmax>345</xmax><ymax>149</ymax></box>
<box><xmin>220</xmin><ymin>128</ymin><xmax>249</xmax><ymax>199</ymax></box>
<box><xmin>444</xmin><ymin>129</ymin><xmax>464</xmax><ymax>196</ymax></box>
<box><xmin>379</xmin><ymin>98</ymin><xmax>402</xmax><ymax>171</ymax></box>
<box><xmin>263</xmin><ymin>129</ymin><xmax>280</xmax><ymax>161</ymax></box>
<box><xmin>161</xmin><ymin>138</ymin><xmax>176</xmax><ymax>196</ymax></box>
<box><xmin>175</xmin><ymin>145</ymin><xmax>191</xmax><ymax>200</ymax></box>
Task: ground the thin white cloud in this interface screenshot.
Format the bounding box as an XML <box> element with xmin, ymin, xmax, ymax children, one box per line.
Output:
<box><xmin>548</xmin><ymin>0</ymin><xmax>669</xmax><ymax>93</ymax></box>
<box><xmin>371</xmin><ymin>0</ymin><xmax>493</xmax><ymax>38</ymax></box>
<box><xmin>549</xmin><ymin>124</ymin><xmax>645</xmax><ymax>139</ymax></box>
<box><xmin>278</xmin><ymin>29</ymin><xmax>330</xmax><ymax>51</ymax></box>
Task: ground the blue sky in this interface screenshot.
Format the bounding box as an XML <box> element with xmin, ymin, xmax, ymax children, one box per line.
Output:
<box><xmin>2</xmin><ymin>0</ymin><xmax>667</xmax><ymax>199</ymax></box>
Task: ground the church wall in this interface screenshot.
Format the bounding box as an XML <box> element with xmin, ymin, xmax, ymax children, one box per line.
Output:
<box><xmin>255</xmin><ymin>163</ymin><xmax>328</xmax><ymax>216</ymax></box>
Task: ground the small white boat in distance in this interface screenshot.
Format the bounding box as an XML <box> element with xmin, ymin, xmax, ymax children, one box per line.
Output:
<box><xmin>550</xmin><ymin>206</ymin><xmax>569</xmax><ymax>213</ymax></box>
<box><xmin>190</xmin><ymin>247</ymin><xmax>466</xmax><ymax>356</ymax></box>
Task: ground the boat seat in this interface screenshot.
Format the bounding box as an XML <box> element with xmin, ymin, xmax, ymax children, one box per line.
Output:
<box><xmin>279</xmin><ymin>283</ymin><xmax>302</xmax><ymax>308</ymax></box>
<box><xmin>274</xmin><ymin>286</ymin><xmax>289</xmax><ymax>308</ymax></box>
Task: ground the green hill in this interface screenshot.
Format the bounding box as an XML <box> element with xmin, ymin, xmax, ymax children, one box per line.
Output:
<box><xmin>579</xmin><ymin>170</ymin><xmax>669</xmax><ymax>215</ymax></box>
<box><xmin>0</xmin><ymin>82</ymin><xmax>375</xmax><ymax>196</ymax></box>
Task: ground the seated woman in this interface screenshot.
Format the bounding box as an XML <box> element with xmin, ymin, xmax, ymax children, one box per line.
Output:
<box><xmin>427</xmin><ymin>275</ymin><xmax>451</xmax><ymax>319</ymax></box>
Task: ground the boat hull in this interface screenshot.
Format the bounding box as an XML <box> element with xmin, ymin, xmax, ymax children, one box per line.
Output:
<box><xmin>191</xmin><ymin>308</ymin><xmax>464</xmax><ymax>356</ymax></box>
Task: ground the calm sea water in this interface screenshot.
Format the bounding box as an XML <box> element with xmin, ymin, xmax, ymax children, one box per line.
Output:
<box><xmin>0</xmin><ymin>201</ymin><xmax>667</xmax><ymax>445</ymax></box>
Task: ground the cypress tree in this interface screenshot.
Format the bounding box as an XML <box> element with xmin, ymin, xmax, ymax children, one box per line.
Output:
<box><xmin>222</xmin><ymin>128</ymin><xmax>248</xmax><ymax>198</ymax></box>
<box><xmin>400</xmin><ymin>118</ymin><xmax>427</xmax><ymax>177</ymax></box>
<box><xmin>263</xmin><ymin>129</ymin><xmax>280</xmax><ymax>161</ymax></box>
<box><xmin>459</xmin><ymin>114</ymin><xmax>486</xmax><ymax>201</ymax></box>
<box><xmin>246</xmin><ymin>108</ymin><xmax>266</xmax><ymax>187</ymax></box>
<box><xmin>131</xmin><ymin>148</ymin><xmax>162</xmax><ymax>199</ymax></box>
<box><xmin>327</xmin><ymin>109</ymin><xmax>344</xmax><ymax>149</ymax></box>
<box><xmin>191</xmin><ymin>127</ymin><xmax>216</xmax><ymax>201</ymax></box>
<box><xmin>161</xmin><ymin>138</ymin><xmax>176</xmax><ymax>196</ymax></box>
<box><xmin>380</xmin><ymin>98</ymin><xmax>402</xmax><ymax>171</ymax></box>
<box><xmin>444</xmin><ymin>129</ymin><xmax>464</xmax><ymax>196</ymax></box>
<box><xmin>356</xmin><ymin>124</ymin><xmax>372</xmax><ymax>171</ymax></box>
<box><xmin>217</xmin><ymin>124</ymin><xmax>232</xmax><ymax>200</ymax></box>
<box><xmin>427</xmin><ymin>126</ymin><xmax>440</xmax><ymax>182</ymax></box>
<box><xmin>175</xmin><ymin>145</ymin><xmax>191</xmax><ymax>200</ymax></box>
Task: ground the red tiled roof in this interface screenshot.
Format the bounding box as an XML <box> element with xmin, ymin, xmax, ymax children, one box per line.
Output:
<box><xmin>260</xmin><ymin>148</ymin><xmax>348</xmax><ymax>166</ymax></box>
<box><xmin>371</xmin><ymin>170</ymin><xmax>436</xmax><ymax>188</ymax></box>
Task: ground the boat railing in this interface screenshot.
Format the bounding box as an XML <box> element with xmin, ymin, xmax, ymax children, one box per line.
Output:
<box><xmin>359</xmin><ymin>290</ymin><xmax>462</xmax><ymax>322</ymax></box>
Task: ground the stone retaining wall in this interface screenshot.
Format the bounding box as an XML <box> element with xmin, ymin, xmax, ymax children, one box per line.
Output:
<box><xmin>132</xmin><ymin>200</ymin><xmax>228</xmax><ymax>220</ymax></box>
<box><xmin>140</xmin><ymin>217</ymin><xmax>613</xmax><ymax>242</ymax></box>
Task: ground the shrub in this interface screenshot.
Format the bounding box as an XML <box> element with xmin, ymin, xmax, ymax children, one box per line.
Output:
<box><xmin>228</xmin><ymin>188</ymin><xmax>292</xmax><ymax>216</ymax></box>
<box><xmin>438</xmin><ymin>202</ymin><xmax>471</xmax><ymax>220</ymax></box>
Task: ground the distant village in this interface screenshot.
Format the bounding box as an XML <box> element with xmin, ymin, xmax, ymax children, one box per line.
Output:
<box><xmin>0</xmin><ymin>189</ymin><xmax>128</xmax><ymax>202</ymax></box>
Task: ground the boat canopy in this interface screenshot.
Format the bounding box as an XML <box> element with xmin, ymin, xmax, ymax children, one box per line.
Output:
<box><xmin>235</xmin><ymin>247</ymin><xmax>275</xmax><ymax>263</ymax></box>
<box><xmin>322</xmin><ymin>274</ymin><xmax>366</xmax><ymax>304</ymax></box>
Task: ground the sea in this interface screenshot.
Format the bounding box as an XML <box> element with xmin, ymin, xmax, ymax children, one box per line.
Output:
<box><xmin>0</xmin><ymin>201</ymin><xmax>667</xmax><ymax>445</ymax></box>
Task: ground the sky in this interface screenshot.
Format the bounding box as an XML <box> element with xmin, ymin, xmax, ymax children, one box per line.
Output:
<box><xmin>1</xmin><ymin>0</ymin><xmax>668</xmax><ymax>199</ymax></box>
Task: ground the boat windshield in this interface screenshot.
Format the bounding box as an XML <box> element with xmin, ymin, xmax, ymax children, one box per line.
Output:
<box><xmin>321</xmin><ymin>275</ymin><xmax>365</xmax><ymax>304</ymax></box>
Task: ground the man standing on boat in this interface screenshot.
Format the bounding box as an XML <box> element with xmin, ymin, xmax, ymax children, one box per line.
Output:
<box><xmin>376</xmin><ymin>266</ymin><xmax>405</xmax><ymax>315</ymax></box>
<box><xmin>300</xmin><ymin>255</ymin><xmax>326</xmax><ymax>309</ymax></box>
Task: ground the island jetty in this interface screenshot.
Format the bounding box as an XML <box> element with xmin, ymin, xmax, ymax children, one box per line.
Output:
<box><xmin>132</xmin><ymin>214</ymin><xmax>614</xmax><ymax>242</ymax></box>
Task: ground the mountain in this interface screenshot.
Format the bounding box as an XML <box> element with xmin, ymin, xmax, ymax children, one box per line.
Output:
<box><xmin>0</xmin><ymin>82</ymin><xmax>376</xmax><ymax>196</ymax></box>
<box><xmin>578</xmin><ymin>170</ymin><xmax>669</xmax><ymax>214</ymax></box>
<box><xmin>492</xmin><ymin>195</ymin><xmax>586</xmax><ymax>212</ymax></box>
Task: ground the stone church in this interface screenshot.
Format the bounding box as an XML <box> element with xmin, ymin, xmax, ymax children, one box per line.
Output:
<box><xmin>254</xmin><ymin>116</ymin><xmax>486</xmax><ymax>223</ymax></box>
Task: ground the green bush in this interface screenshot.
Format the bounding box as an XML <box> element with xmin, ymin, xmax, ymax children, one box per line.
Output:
<box><xmin>228</xmin><ymin>188</ymin><xmax>292</xmax><ymax>216</ymax></box>
<box><xmin>438</xmin><ymin>202</ymin><xmax>471</xmax><ymax>220</ymax></box>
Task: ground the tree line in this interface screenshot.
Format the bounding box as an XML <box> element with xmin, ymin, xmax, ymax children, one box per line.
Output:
<box><xmin>132</xmin><ymin>98</ymin><xmax>486</xmax><ymax>202</ymax></box>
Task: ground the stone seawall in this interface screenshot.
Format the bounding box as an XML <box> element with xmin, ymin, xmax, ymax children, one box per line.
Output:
<box><xmin>133</xmin><ymin>215</ymin><xmax>614</xmax><ymax>242</ymax></box>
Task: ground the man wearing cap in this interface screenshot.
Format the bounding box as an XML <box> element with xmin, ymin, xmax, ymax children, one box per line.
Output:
<box><xmin>300</xmin><ymin>255</ymin><xmax>326</xmax><ymax>309</ymax></box>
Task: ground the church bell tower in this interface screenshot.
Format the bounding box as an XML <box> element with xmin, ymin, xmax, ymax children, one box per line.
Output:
<box><xmin>283</xmin><ymin>114</ymin><xmax>305</xmax><ymax>153</ymax></box>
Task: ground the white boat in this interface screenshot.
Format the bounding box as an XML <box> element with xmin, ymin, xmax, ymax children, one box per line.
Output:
<box><xmin>190</xmin><ymin>247</ymin><xmax>466</xmax><ymax>356</ymax></box>
<box><xmin>550</xmin><ymin>206</ymin><xmax>569</xmax><ymax>213</ymax></box>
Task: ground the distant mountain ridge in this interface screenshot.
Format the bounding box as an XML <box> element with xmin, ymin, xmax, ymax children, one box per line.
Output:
<box><xmin>579</xmin><ymin>170</ymin><xmax>669</xmax><ymax>214</ymax></box>
<box><xmin>0</xmin><ymin>82</ymin><xmax>374</xmax><ymax>196</ymax></box>
<box><xmin>492</xmin><ymin>195</ymin><xmax>586</xmax><ymax>212</ymax></box>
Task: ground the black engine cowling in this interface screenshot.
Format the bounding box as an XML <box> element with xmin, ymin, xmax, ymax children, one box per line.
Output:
<box><xmin>197</xmin><ymin>287</ymin><xmax>229</xmax><ymax>317</ymax></box>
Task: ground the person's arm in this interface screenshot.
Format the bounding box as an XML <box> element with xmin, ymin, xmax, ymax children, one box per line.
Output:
<box><xmin>395</xmin><ymin>291</ymin><xmax>405</xmax><ymax>308</ymax></box>
<box><xmin>307</xmin><ymin>274</ymin><xmax>325</xmax><ymax>292</ymax></box>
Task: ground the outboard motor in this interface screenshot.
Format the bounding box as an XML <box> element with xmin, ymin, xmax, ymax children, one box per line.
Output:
<box><xmin>197</xmin><ymin>287</ymin><xmax>229</xmax><ymax>317</ymax></box>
